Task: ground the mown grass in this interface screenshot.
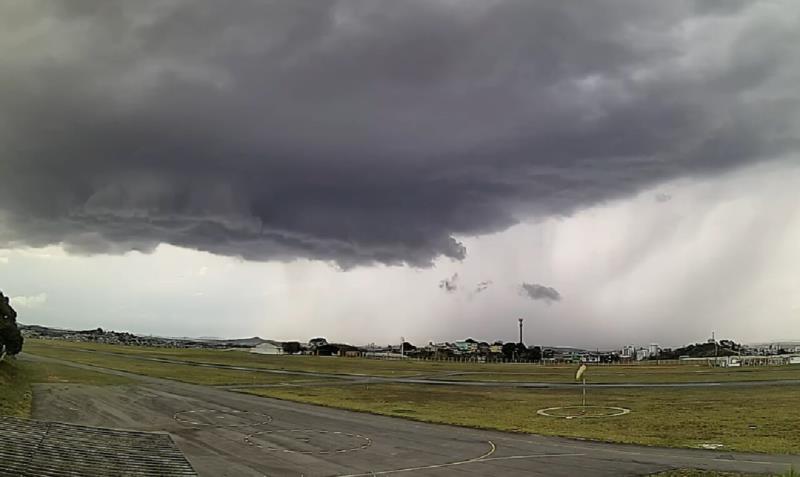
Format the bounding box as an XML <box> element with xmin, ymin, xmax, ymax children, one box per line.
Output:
<box><xmin>650</xmin><ymin>470</ymin><xmax>797</xmax><ymax>477</ymax></box>
<box><xmin>238</xmin><ymin>383</ymin><xmax>800</xmax><ymax>455</ymax></box>
<box><xmin>24</xmin><ymin>339</ymin><xmax>437</xmax><ymax>376</ymax></box>
<box><xmin>0</xmin><ymin>360</ymin><xmax>32</xmax><ymax>417</ymax></box>
<box><xmin>24</xmin><ymin>344</ymin><xmax>328</xmax><ymax>386</ymax></box>
<box><xmin>18</xmin><ymin>360</ymin><xmax>132</xmax><ymax>386</ymax></box>
<box><xmin>0</xmin><ymin>359</ymin><xmax>132</xmax><ymax>417</ymax></box>
<box><xmin>23</xmin><ymin>339</ymin><xmax>800</xmax><ymax>383</ymax></box>
<box><xmin>440</xmin><ymin>366</ymin><xmax>800</xmax><ymax>383</ymax></box>
<box><xmin>648</xmin><ymin>471</ymin><xmax>764</xmax><ymax>477</ymax></box>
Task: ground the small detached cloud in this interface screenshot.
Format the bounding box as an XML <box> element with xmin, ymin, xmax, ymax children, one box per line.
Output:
<box><xmin>11</xmin><ymin>293</ymin><xmax>48</xmax><ymax>309</ymax></box>
<box><xmin>438</xmin><ymin>273</ymin><xmax>459</xmax><ymax>293</ymax></box>
<box><xmin>519</xmin><ymin>283</ymin><xmax>561</xmax><ymax>303</ymax></box>
<box><xmin>474</xmin><ymin>280</ymin><xmax>493</xmax><ymax>294</ymax></box>
<box><xmin>655</xmin><ymin>192</ymin><xmax>672</xmax><ymax>203</ymax></box>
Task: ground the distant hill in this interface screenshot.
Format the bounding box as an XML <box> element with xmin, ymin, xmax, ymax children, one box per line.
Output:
<box><xmin>195</xmin><ymin>337</ymin><xmax>268</xmax><ymax>347</ymax></box>
<box><xmin>19</xmin><ymin>324</ymin><xmax>270</xmax><ymax>349</ymax></box>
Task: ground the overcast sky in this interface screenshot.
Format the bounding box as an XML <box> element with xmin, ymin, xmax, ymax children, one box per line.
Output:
<box><xmin>1</xmin><ymin>1</ymin><xmax>798</xmax><ymax>348</ymax></box>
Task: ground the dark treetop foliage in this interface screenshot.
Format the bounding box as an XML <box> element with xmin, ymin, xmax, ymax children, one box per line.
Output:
<box><xmin>0</xmin><ymin>290</ymin><xmax>24</xmax><ymax>356</ymax></box>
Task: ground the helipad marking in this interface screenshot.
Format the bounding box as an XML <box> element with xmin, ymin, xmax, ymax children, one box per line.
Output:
<box><xmin>536</xmin><ymin>405</ymin><xmax>631</xmax><ymax>419</ymax></box>
<box><xmin>173</xmin><ymin>409</ymin><xmax>273</xmax><ymax>427</ymax></box>
<box><xmin>336</xmin><ymin>441</ymin><xmax>588</xmax><ymax>477</ymax></box>
<box><xmin>243</xmin><ymin>429</ymin><xmax>373</xmax><ymax>455</ymax></box>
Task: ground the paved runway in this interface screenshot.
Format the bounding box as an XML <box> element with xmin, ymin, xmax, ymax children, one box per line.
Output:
<box><xmin>22</xmin><ymin>354</ymin><xmax>800</xmax><ymax>476</ymax></box>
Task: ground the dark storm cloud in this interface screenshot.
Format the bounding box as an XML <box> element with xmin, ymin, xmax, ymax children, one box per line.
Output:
<box><xmin>1</xmin><ymin>1</ymin><xmax>798</xmax><ymax>266</ymax></box>
<box><xmin>519</xmin><ymin>283</ymin><xmax>561</xmax><ymax>303</ymax></box>
<box><xmin>439</xmin><ymin>273</ymin><xmax>459</xmax><ymax>293</ymax></box>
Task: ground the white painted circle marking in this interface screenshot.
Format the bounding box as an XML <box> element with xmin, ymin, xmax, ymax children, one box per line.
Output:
<box><xmin>536</xmin><ymin>405</ymin><xmax>631</xmax><ymax>419</ymax></box>
<box><xmin>174</xmin><ymin>409</ymin><xmax>273</xmax><ymax>427</ymax></box>
<box><xmin>244</xmin><ymin>429</ymin><xmax>372</xmax><ymax>454</ymax></box>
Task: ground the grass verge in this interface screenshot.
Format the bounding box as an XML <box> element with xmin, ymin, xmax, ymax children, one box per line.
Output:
<box><xmin>23</xmin><ymin>345</ymin><xmax>328</xmax><ymax>386</ymax></box>
<box><xmin>649</xmin><ymin>470</ymin><xmax>797</xmax><ymax>477</ymax></box>
<box><xmin>0</xmin><ymin>358</ymin><xmax>132</xmax><ymax>417</ymax></box>
<box><xmin>237</xmin><ymin>382</ymin><xmax>800</xmax><ymax>454</ymax></box>
<box><xmin>0</xmin><ymin>360</ymin><xmax>32</xmax><ymax>417</ymax></box>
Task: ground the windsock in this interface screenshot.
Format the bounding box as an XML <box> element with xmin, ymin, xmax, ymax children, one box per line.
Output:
<box><xmin>575</xmin><ymin>363</ymin><xmax>587</xmax><ymax>381</ymax></box>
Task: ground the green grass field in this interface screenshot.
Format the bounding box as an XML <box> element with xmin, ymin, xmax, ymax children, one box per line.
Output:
<box><xmin>650</xmin><ymin>470</ymin><xmax>798</xmax><ymax>477</ymax></box>
<box><xmin>439</xmin><ymin>366</ymin><xmax>800</xmax><ymax>383</ymax></box>
<box><xmin>648</xmin><ymin>471</ymin><xmax>764</xmax><ymax>477</ymax></box>
<box><xmin>23</xmin><ymin>344</ymin><xmax>331</xmax><ymax>386</ymax></box>
<box><xmin>237</xmin><ymin>382</ymin><xmax>800</xmax><ymax>455</ymax></box>
<box><xmin>23</xmin><ymin>339</ymin><xmax>800</xmax><ymax>383</ymax></box>
<box><xmin>0</xmin><ymin>359</ymin><xmax>131</xmax><ymax>417</ymax></box>
<box><xmin>25</xmin><ymin>339</ymin><xmax>431</xmax><ymax>376</ymax></box>
<box><xmin>0</xmin><ymin>360</ymin><xmax>32</xmax><ymax>417</ymax></box>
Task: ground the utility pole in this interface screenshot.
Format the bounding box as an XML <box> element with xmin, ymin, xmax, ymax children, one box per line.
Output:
<box><xmin>713</xmin><ymin>331</ymin><xmax>718</xmax><ymax>359</ymax></box>
<box><xmin>712</xmin><ymin>331</ymin><xmax>718</xmax><ymax>367</ymax></box>
<box><xmin>401</xmin><ymin>336</ymin><xmax>405</xmax><ymax>358</ymax></box>
<box><xmin>518</xmin><ymin>318</ymin><xmax>524</xmax><ymax>345</ymax></box>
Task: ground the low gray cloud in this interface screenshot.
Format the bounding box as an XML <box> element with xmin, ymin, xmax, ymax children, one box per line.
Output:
<box><xmin>439</xmin><ymin>273</ymin><xmax>459</xmax><ymax>293</ymax></box>
<box><xmin>10</xmin><ymin>293</ymin><xmax>48</xmax><ymax>309</ymax></box>
<box><xmin>520</xmin><ymin>283</ymin><xmax>561</xmax><ymax>303</ymax></box>
<box><xmin>1</xmin><ymin>1</ymin><xmax>798</xmax><ymax>266</ymax></box>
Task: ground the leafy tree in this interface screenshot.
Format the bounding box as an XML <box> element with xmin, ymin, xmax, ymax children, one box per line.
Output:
<box><xmin>0</xmin><ymin>321</ymin><xmax>23</xmax><ymax>355</ymax></box>
<box><xmin>282</xmin><ymin>341</ymin><xmax>302</xmax><ymax>354</ymax></box>
<box><xmin>501</xmin><ymin>342</ymin><xmax>516</xmax><ymax>360</ymax></box>
<box><xmin>529</xmin><ymin>346</ymin><xmax>542</xmax><ymax>362</ymax></box>
<box><xmin>308</xmin><ymin>337</ymin><xmax>328</xmax><ymax>348</ymax></box>
<box><xmin>0</xmin><ymin>291</ymin><xmax>23</xmax><ymax>357</ymax></box>
<box><xmin>315</xmin><ymin>344</ymin><xmax>339</xmax><ymax>356</ymax></box>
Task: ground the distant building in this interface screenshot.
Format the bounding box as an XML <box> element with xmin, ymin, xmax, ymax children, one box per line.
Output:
<box><xmin>454</xmin><ymin>340</ymin><xmax>478</xmax><ymax>354</ymax></box>
<box><xmin>636</xmin><ymin>348</ymin><xmax>650</xmax><ymax>361</ymax></box>
<box><xmin>621</xmin><ymin>345</ymin><xmax>635</xmax><ymax>359</ymax></box>
<box><xmin>582</xmin><ymin>354</ymin><xmax>600</xmax><ymax>363</ymax></box>
<box><xmin>250</xmin><ymin>341</ymin><xmax>284</xmax><ymax>355</ymax></box>
<box><xmin>648</xmin><ymin>343</ymin><xmax>660</xmax><ymax>356</ymax></box>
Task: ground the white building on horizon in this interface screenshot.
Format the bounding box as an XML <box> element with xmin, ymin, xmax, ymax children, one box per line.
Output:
<box><xmin>250</xmin><ymin>340</ymin><xmax>284</xmax><ymax>355</ymax></box>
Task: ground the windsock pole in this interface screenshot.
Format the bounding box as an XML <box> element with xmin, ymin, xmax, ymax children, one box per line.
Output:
<box><xmin>582</xmin><ymin>377</ymin><xmax>586</xmax><ymax>407</ymax></box>
<box><xmin>575</xmin><ymin>363</ymin><xmax>588</xmax><ymax>409</ymax></box>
